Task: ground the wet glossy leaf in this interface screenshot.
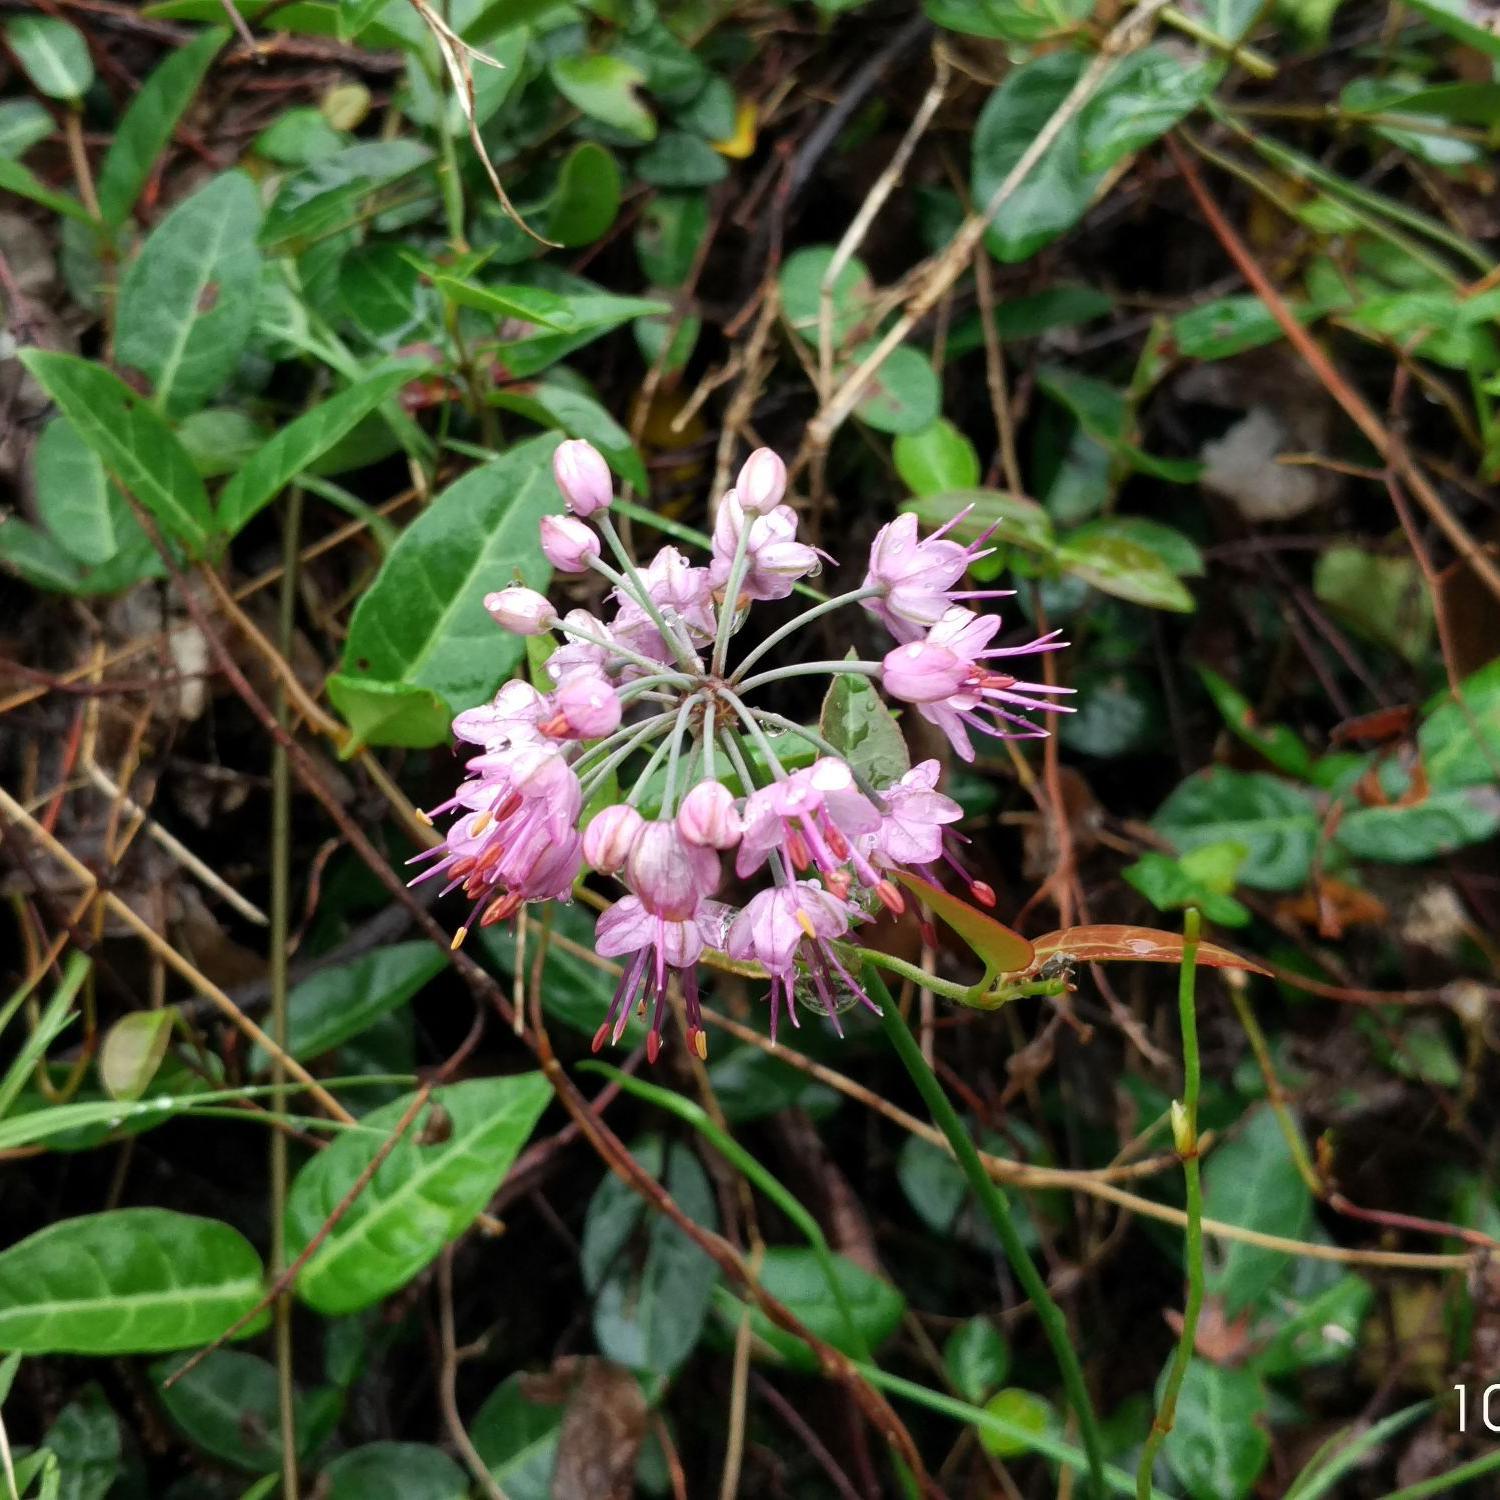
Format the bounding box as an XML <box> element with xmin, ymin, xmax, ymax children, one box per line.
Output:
<box><xmin>493</xmin><ymin>276</ymin><xmax>667</xmax><ymax>379</ymax></box>
<box><xmin>433</xmin><ymin>276</ymin><xmax>577</xmax><ymax>330</ymax></box>
<box><xmin>892</xmin><ymin>872</ymin><xmax>1034</xmax><ymax>974</ymax></box>
<box><xmin>116</xmin><ymin>172</ymin><xmax>263</xmax><ymax>417</ymax></box>
<box><xmin>95</xmin><ymin>27</ymin><xmax>225</xmax><ymax>227</ymax></box>
<box><xmin>5</xmin><ymin>16</ymin><xmax>93</xmax><ymax>100</ymax></box>
<box><xmin>0</xmin><ymin>1209</ymin><xmax>267</xmax><ymax>1353</ymax></box>
<box><xmin>1056</xmin><ymin>529</ymin><xmax>1194</xmax><ymax>612</ymax></box>
<box><xmin>582</xmin><ymin>1136</ymin><xmax>719</xmax><ymax>1376</ymax></box>
<box><xmin>99</xmin><ymin>1009</ymin><xmax>175</xmax><ymax>1102</ymax></box>
<box><xmin>1025</xmin><ymin>924</ymin><xmax>1270</xmax><ymax>975</ymax></box>
<box><xmin>1154</xmin><ymin>769</ymin><xmax>1321</xmax><ymax>890</ymax></box>
<box><xmin>329</xmin><ymin>433</ymin><xmax>561</xmax><ymax>748</ymax></box>
<box><xmin>820</xmin><ymin>669</ymin><xmax>910</xmax><ymax>788</ymax></box>
<box><xmin>285</xmin><ymin>1074</ymin><xmax>551</xmax><ymax>1314</ymax></box>
<box><xmin>893</xmin><ymin>419</ymin><xmax>981</xmax><ymax>497</ymax></box>
<box><xmin>1163</xmin><ymin>1361</ymin><xmax>1269</xmax><ymax>1500</ymax></box>
<box><xmin>250</xmin><ymin>941</ymin><xmax>447</xmax><ymax>1068</ymax></box>
<box><xmin>19</xmin><ymin>351</ymin><xmax>214</xmax><ymax>553</ymax></box>
<box><xmin>636</xmin><ymin>130</ymin><xmax>728</xmax><ymax>188</ymax></box>
<box><xmin>1079</xmin><ymin>46</ymin><xmax>1216</xmax><ymax>172</ymax></box>
<box><xmin>338</xmin><ymin>242</ymin><xmax>424</xmax><ymax>342</ymax></box>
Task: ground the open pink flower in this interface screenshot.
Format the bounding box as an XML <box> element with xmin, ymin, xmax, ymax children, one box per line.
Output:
<box><xmin>862</xmin><ymin>510</ymin><xmax>1006</xmax><ymax>644</ymax></box>
<box><xmin>409</xmin><ymin>745</ymin><xmax>582</xmax><ymax>940</ymax></box>
<box><xmin>611</xmin><ymin>546</ymin><xmax>715</xmax><ymax>663</ymax></box>
<box><xmin>737</xmin><ymin>758</ymin><xmax>901</xmax><ymax>910</ymax></box>
<box><xmin>592</xmin><ymin>896</ymin><xmax>712</xmax><ymax>1061</ymax></box>
<box><xmin>451</xmin><ymin>680</ymin><xmax>547</xmax><ymax>750</ymax></box>
<box><xmin>866</xmin><ymin>759</ymin><xmax>963</xmax><ymax>868</ymax></box>
<box><xmin>725</xmin><ymin>882</ymin><xmax>873</xmax><ymax>1040</ymax></box>
<box><xmin>882</xmin><ymin>607</ymin><xmax>1073</xmax><ymax>762</ymax></box>
<box><xmin>709</xmin><ymin>494</ymin><xmax>820</xmax><ymax>602</ymax></box>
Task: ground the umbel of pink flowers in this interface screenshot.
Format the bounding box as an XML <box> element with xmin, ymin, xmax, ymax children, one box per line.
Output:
<box><xmin>411</xmin><ymin>440</ymin><xmax>1073</xmax><ymax>1060</ymax></box>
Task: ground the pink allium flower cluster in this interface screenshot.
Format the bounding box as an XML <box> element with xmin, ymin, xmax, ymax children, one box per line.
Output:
<box><xmin>413</xmin><ymin>439</ymin><xmax>1073</xmax><ymax>1059</ymax></box>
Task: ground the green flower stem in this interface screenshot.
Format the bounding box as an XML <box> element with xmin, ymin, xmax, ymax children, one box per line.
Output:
<box><xmin>702</xmin><ymin>701</ymin><xmax>717</xmax><ymax>781</ymax></box>
<box><xmin>578</xmin><ymin>1062</ymin><xmax>870</xmax><ymax>1360</ymax></box>
<box><xmin>717</xmin><ymin>688</ymin><xmax>789</xmax><ymax>780</ymax></box>
<box><xmin>1136</xmin><ymin>908</ymin><xmax>1204</xmax><ymax>1500</ymax></box>
<box><xmin>848</xmin><ymin>947</ymin><xmax>984</xmax><ymax>1004</ymax></box>
<box><xmin>860</xmin><ymin>1366</ymin><xmax>1170</xmax><ymax>1500</ymax></box>
<box><xmin>573</xmin><ymin>711</ymin><xmax>677</xmax><ymax>801</ymax></box>
<box><xmin>718</xmin><ymin>727</ymin><xmax>762</xmax><ymax>797</ymax></box>
<box><xmin>625</xmin><ymin>730</ymin><xmax>679</xmax><ymax>810</ymax></box>
<box><xmin>864</xmin><ymin>964</ymin><xmax>1108</xmax><ymax>1499</ymax></box>
<box><xmin>743</xmin><ymin>708</ymin><xmax>885</xmax><ymax>802</ymax></box>
<box><xmin>585</xmin><ymin>547</ymin><xmax>699</xmax><ymax>671</ymax></box>
<box><xmin>734</xmin><ymin>660</ymin><xmax>882</xmax><ymax>695</ymax></box>
<box><xmin>661</xmin><ymin>693</ymin><xmax>703</xmax><ymax>815</ymax></box>
<box><xmin>1380</xmin><ymin>1447</ymin><xmax>1500</xmax><ymax>1500</ymax></box>
<box><xmin>730</xmin><ymin>586</ymin><xmax>883</xmax><ymax>682</ymax></box>
<box><xmin>711</xmin><ymin>520</ymin><xmax>753</xmax><ymax>678</ymax></box>
<box><xmin>555</xmin><ymin>618</ymin><xmax>694</xmax><ymax>683</ymax></box>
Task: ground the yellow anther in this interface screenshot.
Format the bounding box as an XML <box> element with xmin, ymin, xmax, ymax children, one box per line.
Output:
<box><xmin>451</xmin><ymin>926</ymin><xmax>468</xmax><ymax>951</ymax></box>
<box><xmin>470</xmin><ymin>809</ymin><xmax>494</xmax><ymax>835</ymax></box>
<box><xmin>795</xmin><ymin>909</ymin><xmax>817</xmax><ymax>938</ymax></box>
<box><xmin>694</xmin><ymin>1030</ymin><xmax>709</xmax><ymax>1061</ymax></box>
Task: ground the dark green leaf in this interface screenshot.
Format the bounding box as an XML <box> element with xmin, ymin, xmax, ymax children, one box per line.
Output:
<box><xmin>544</xmin><ymin>141</ymin><xmax>623</xmax><ymax>246</ymax></box>
<box><xmin>1204</xmin><ymin>1107</ymin><xmax>1313</xmax><ymax>1314</ymax></box>
<box><xmin>41</xmin><ymin>1385</ymin><xmax>120</xmax><ymax>1500</ymax></box>
<box><xmin>1153</xmin><ymin>769</ymin><xmax>1320</xmax><ymax>890</ymax></box>
<box><xmin>0</xmin><ymin>1210</ymin><xmax>267</xmax><ymax>1354</ymax></box>
<box><xmin>338</xmin><ymin>242</ymin><xmax>424</xmax><ymax>343</ymax></box>
<box><xmin>1336</xmin><ymin>791</ymin><xmax>1500</xmax><ymax>863</ymax></box>
<box><xmin>115</xmin><ymin>171</ymin><xmax>263</xmax><ymax>417</ymax></box>
<box><xmin>582</xmin><ymin>1136</ymin><xmax>719</xmax><ymax>1376</ymax></box>
<box><xmin>779</xmin><ymin>245</ymin><xmax>875</xmax><ymax>348</ymax></box>
<box><xmin>636</xmin><ymin>130</ymin><xmax>728</xmax><ymax>188</ymax></box>
<box><xmin>925</xmin><ymin>0</ymin><xmax>1093</xmax><ymax>41</ymax></box>
<box><xmin>321</xmin><ymin>1443</ymin><xmax>468</xmax><ymax>1499</ymax></box>
<box><xmin>470</xmin><ymin>1374</ymin><xmax>565</xmax><ymax>1500</ymax></box>
<box><xmin>1163</xmin><ymin>1362</ymin><xmax>1270</xmax><ymax>1500</ymax></box>
<box><xmin>635</xmin><ymin>191</ymin><xmax>708</xmax><ymax>288</ymax></box>
<box><xmin>897</xmin><ymin>1132</ymin><xmax>966</xmax><ymax>1233</ymax></box>
<box><xmin>251</xmin><ymin>941</ymin><xmax>447</xmax><ymax>1069</ymax></box>
<box><xmin>490</xmin><ymin>383</ymin><xmax>645</xmax><ymax>490</ymax></box>
<box><xmin>95</xmin><ymin>28</ymin><xmax>225</xmax><ymax>227</ymax></box>
<box><xmin>1420</xmin><ymin>657</ymin><xmax>1500</xmax><ymax>789</ymax></box>
<box><xmin>19</xmin><ymin>351</ymin><xmax>214</xmax><ymax>552</ymax></box>
<box><xmin>285</xmin><ymin>1075</ymin><xmax>551</xmax><ymax>1314</ymax></box>
<box><xmin>145</xmin><ymin>0</ymin><xmax>411</xmax><ymax>49</ymax></box>
<box><xmin>1079</xmin><ymin>46</ymin><xmax>1216</xmax><ymax>173</ymax></box>
<box><xmin>492</xmin><ymin>275</ymin><xmax>668</xmax><ymax>379</ymax></box>
<box><xmin>725</xmin><ymin>1247</ymin><xmax>905</xmax><ymax>1369</ymax></box>
<box><xmin>944</xmin><ymin>1317</ymin><xmax>1010</xmax><ymax>1404</ymax></box>
<box><xmin>972</xmin><ymin>52</ymin><xmax>1101</xmax><ymax>264</ymax></box>
<box><xmin>1197</xmin><ymin>665</ymin><xmax>1314</xmax><ymax>778</ymax></box>
<box><xmin>217</xmin><ymin>366</ymin><xmax>418</xmax><ymax>535</ymax></box>
<box><xmin>819</xmin><ymin>670</ymin><xmax>911</xmax><ymax>787</ymax></box>
<box><xmin>260</xmin><ymin>140</ymin><xmax>432</xmax><ymax>252</ymax></box>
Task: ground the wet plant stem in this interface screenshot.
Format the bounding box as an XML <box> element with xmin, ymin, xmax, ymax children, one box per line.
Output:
<box><xmin>1136</xmin><ymin>908</ymin><xmax>1203</xmax><ymax>1500</ymax></box>
<box><xmin>864</xmin><ymin>964</ymin><xmax>1107</xmax><ymax>1498</ymax></box>
<box><xmin>270</xmin><ymin>488</ymin><xmax>302</xmax><ymax>1500</ymax></box>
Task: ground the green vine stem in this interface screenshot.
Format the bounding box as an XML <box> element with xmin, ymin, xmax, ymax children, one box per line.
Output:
<box><xmin>863</xmin><ymin>963</ymin><xmax>1107</xmax><ymax>1498</ymax></box>
<box><xmin>1136</xmin><ymin>907</ymin><xmax>1204</xmax><ymax>1500</ymax></box>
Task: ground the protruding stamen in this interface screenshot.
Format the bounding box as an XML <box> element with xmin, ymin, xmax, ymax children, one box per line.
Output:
<box><xmin>646</xmin><ymin>1030</ymin><xmax>662</xmax><ymax>1064</ymax></box>
<box><xmin>971</xmin><ymin>880</ymin><xmax>997</xmax><ymax>908</ymax></box>
<box><xmin>693</xmin><ymin>1028</ymin><xmax>708</xmax><ymax>1061</ymax></box>
<box><xmin>875</xmin><ymin>878</ymin><xmax>905</xmax><ymax>914</ymax></box>
<box><xmin>795</xmin><ymin>908</ymin><xmax>817</xmax><ymax>938</ymax></box>
<box><xmin>451</xmin><ymin>926</ymin><xmax>468</xmax><ymax>950</ymax></box>
<box><xmin>592</xmin><ymin>1022</ymin><xmax>610</xmax><ymax>1054</ymax></box>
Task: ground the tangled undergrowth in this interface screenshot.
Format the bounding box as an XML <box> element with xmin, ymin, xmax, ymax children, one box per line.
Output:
<box><xmin>2</xmin><ymin>0</ymin><xmax>1500</xmax><ymax>1496</ymax></box>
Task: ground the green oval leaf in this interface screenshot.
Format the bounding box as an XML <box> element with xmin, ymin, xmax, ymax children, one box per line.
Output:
<box><xmin>99</xmin><ymin>1009</ymin><xmax>175</xmax><ymax>1102</ymax></box>
<box><xmin>285</xmin><ymin>1075</ymin><xmax>552</xmax><ymax>1314</ymax></box>
<box><xmin>0</xmin><ymin>1209</ymin><xmax>267</xmax><ymax>1354</ymax></box>
<box><xmin>322</xmin><ymin>1442</ymin><xmax>468</xmax><ymax>1499</ymax></box>
<box><xmin>549</xmin><ymin>54</ymin><xmax>656</xmax><ymax>141</ymax></box>
<box><xmin>115</xmin><ymin>170</ymin><xmax>263</xmax><ymax>418</ymax></box>
<box><xmin>891</xmin><ymin>871</ymin><xmax>1035</xmax><ymax>974</ymax></box>
<box><xmin>5</xmin><ymin>16</ymin><xmax>93</xmax><ymax>101</ymax></box>
<box><xmin>18</xmin><ymin>350</ymin><xmax>213</xmax><ymax>553</ymax></box>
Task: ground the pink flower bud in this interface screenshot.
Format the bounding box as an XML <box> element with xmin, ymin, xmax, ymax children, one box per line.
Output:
<box><xmin>583</xmin><ymin>803</ymin><xmax>644</xmax><ymax>874</ymax></box>
<box><xmin>736</xmin><ymin>448</ymin><xmax>787</xmax><ymax>516</ymax></box>
<box><xmin>552</xmin><ymin>439</ymin><xmax>613</xmax><ymax>517</ymax></box>
<box><xmin>539</xmin><ymin>513</ymin><xmax>601</xmax><ymax>574</ymax></box>
<box><xmin>484</xmin><ymin>586</ymin><xmax>557</xmax><ymax>636</ymax></box>
<box><xmin>546</xmin><ymin>671</ymin><xmax>622</xmax><ymax>740</ymax></box>
<box><xmin>676</xmin><ymin>780</ymin><xmax>742</xmax><ymax>850</ymax></box>
<box><xmin>881</xmin><ymin>640</ymin><xmax>969</xmax><ymax>703</ymax></box>
<box><xmin>627</xmin><ymin>819</ymin><xmax>720</xmax><ymax>920</ymax></box>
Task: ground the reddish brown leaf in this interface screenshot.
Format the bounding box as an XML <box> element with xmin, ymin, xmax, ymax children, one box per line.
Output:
<box><xmin>892</xmin><ymin>871</ymin><xmax>1034</xmax><ymax>975</ymax></box>
<box><xmin>1022</xmin><ymin>925</ymin><xmax>1270</xmax><ymax>977</ymax></box>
